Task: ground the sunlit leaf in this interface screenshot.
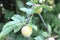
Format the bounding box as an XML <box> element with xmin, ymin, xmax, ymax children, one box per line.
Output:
<box><xmin>20</xmin><ymin>7</ymin><xmax>34</xmax><ymax>16</ymax></box>
<box><xmin>11</xmin><ymin>14</ymin><xmax>25</xmax><ymax>22</ymax></box>
<box><xmin>11</xmin><ymin>14</ymin><xmax>22</xmax><ymax>22</ymax></box>
<box><xmin>26</xmin><ymin>1</ymin><xmax>33</xmax><ymax>6</ymax></box>
<box><xmin>20</xmin><ymin>7</ymin><xmax>28</xmax><ymax>12</ymax></box>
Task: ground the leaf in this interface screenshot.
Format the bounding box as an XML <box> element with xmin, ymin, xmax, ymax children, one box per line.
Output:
<box><xmin>20</xmin><ymin>7</ymin><xmax>32</xmax><ymax>13</ymax></box>
<box><xmin>47</xmin><ymin>24</ymin><xmax>52</xmax><ymax>34</ymax></box>
<box><xmin>34</xmin><ymin>5</ymin><xmax>51</xmax><ymax>13</ymax></box>
<box><xmin>0</xmin><ymin>23</ymin><xmax>4</xmax><ymax>30</ymax></box>
<box><xmin>31</xmin><ymin>0</ymin><xmax>38</xmax><ymax>4</ymax></box>
<box><xmin>16</xmin><ymin>0</ymin><xmax>24</xmax><ymax>8</ymax></box>
<box><xmin>0</xmin><ymin>21</ymin><xmax>21</xmax><ymax>39</ymax></box>
<box><xmin>34</xmin><ymin>35</ymin><xmax>44</xmax><ymax>40</ymax></box>
<box><xmin>11</xmin><ymin>14</ymin><xmax>22</xmax><ymax>22</ymax></box>
<box><xmin>5</xmin><ymin>32</ymin><xmax>16</xmax><ymax>40</ymax></box>
<box><xmin>42</xmin><ymin>32</ymin><xmax>48</xmax><ymax>37</ymax></box>
<box><xmin>20</xmin><ymin>7</ymin><xmax>34</xmax><ymax>16</ymax></box>
<box><xmin>26</xmin><ymin>1</ymin><xmax>33</xmax><ymax>6</ymax></box>
<box><xmin>4</xmin><ymin>10</ymin><xmax>14</xmax><ymax>20</ymax></box>
<box><xmin>20</xmin><ymin>7</ymin><xmax>28</xmax><ymax>13</ymax></box>
<box><xmin>2</xmin><ymin>21</ymin><xmax>20</xmax><ymax>31</ymax></box>
<box><xmin>14</xmin><ymin>23</ymin><xmax>23</xmax><ymax>33</ymax></box>
<box><xmin>11</xmin><ymin>14</ymin><xmax>25</xmax><ymax>22</ymax></box>
<box><xmin>32</xmin><ymin>24</ymin><xmax>38</xmax><ymax>31</ymax></box>
<box><xmin>20</xmin><ymin>16</ymin><xmax>25</xmax><ymax>22</ymax></box>
<box><xmin>16</xmin><ymin>35</ymin><xmax>24</xmax><ymax>40</ymax></box>
<box><xmin>54</xmin><ymin>26</ymin><xmax>60</xmax><ymax>35</ymax></box>
<box><xmin>0</xmin><ymin>24</ymin><xmax>17</xmax><ymax>39</ymax></box>
<box><xmin>26</xmin><ymin>8</ymin><xmax>34</xmax><ymax>16</ymax></box>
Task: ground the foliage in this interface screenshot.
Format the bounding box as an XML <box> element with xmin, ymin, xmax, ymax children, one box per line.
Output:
<box><xmin>0</xmin><ymin>0</ymin><xmax>60</xmax><ymax>40</ymax></box>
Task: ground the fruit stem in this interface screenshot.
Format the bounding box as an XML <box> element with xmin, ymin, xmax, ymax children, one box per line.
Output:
<box><xmin>29</xmin><ymin>14</ymin><xmax>34</xmax><ymax>24</ymax></box>
<box><xmin>39</xmin><ymin>14</ymin><xmax>48</xmax><ymax>32</ymax></box>
<box><xmin>28</xmin><ymin>37</ymin><xmax>30</xmax><ymax>40</ymax></box>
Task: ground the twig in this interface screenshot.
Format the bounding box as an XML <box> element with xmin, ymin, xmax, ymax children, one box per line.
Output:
<box><xmin>39</xmin><ymin>14</ymin><xmax>48</xmax><ymax>29</ymax></box>
<box><xmin>29</xmin><ymin>14</ymin><xmax>34</xmax><ymax>24</ymax></box>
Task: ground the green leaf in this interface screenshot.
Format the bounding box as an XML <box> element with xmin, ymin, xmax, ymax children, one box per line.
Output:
<box><xmin>16</xmin><ymin>0</ymin><xmax>24</xmax><ymax>8</ymax></box>
<box><xmin>16</xmin><ymin>35</ymin><xmax>24</xmax><ymax>40</ymax></box>
<box><xmin>11</xmin><ymin>14</ymin><xmax>22</xmax><ymax>22</ymax></box>
<box><xmin>2</xmin><ymin>21</ymin><xmax>20</xmax><ymax>31</ymax></box>
<box><xmin>33</xmin><ymin>5</ymin><xmax>51</xmax><ymax>13</ymax></box>
<box><xmin>20</xmin><ymin>7</ymin><xmax>32</xmax><ymax>13</ymax></box>
<box><xmin>4</xmin><ymin>10</ymin><xmax>14</xmax><ymax>20</ymax></box>
<box><xmin>20</xmin><ymin>7</ymin><xmax>33</xmax><ymax>16</ymax></box>
<box><xmin>47</xmin><ymin>24</ymin><xmax>52</xmax><ymax>34</ymax></box>
<box><xmin>14</xmin><ymin>23</ymin><xmax>23</xmax><ymax>33</ymax></box>
<box><xmin>0</xmin><ymin>21</ymin><xmax>21</xmax><ymax>39</ymax></box>
<box><xmin>31</xmin><ymin>24</ymin><xmax>38</xmax><ymax>31</ymax></box>
<box><xmin>26</xmin><ymin>1</ymin><xmax>33</xmax><ymax>6</ymax></box>
<box><xmin>0</xmin><ymin>24</ymin><xmax>16</xmax><ymax>39</ymax></box>
<box><xmin>0</xmin><ymin>23</ymin><xmax>4</xmax><ymax>30</ymax></box>
<box><xmin>20</xmin><ymin>7</ymin><xmax>28</xmax><ymax>13</ymax></box>
<box><xmin>21</xmin><ymin>16</ymin><xmax>26</xmax><ymax>22</ymax></box>
<box><xmin>11</xmin><ymin>15</ymin><xmax>25</xmax><ymax>22</ymax></box>
<box><xmin>54</xmin><ymin>26</ymin><xmax>60</xmax><ymax>35</ymax></box>
<box><xmin>42</xmin><ymin>32</ymin><xmax>48</xmax><ymax>37</ymax></box>
<box><xmin>31</xmin><ymin>0</ymin><xmax>38</xmax><ymax>4</ymax></box>
<box><xmin>34</xmin><ymin>35</ymin><xmax>44</xmax><ymax>40</ymax></box>
<box><xmin>5</xmin><ymin>32</ymin><xmax>16</xmax><ymax>40</ymax></box>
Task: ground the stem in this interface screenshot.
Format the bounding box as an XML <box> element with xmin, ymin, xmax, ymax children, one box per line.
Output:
<box><xmin>39</xmin><ymin>14</ymin><xmax>48</xmax><ymax>31</ymax></box>
<box><xmin>29</xmin><ymin>14</ymin><xmax>34</xmax><ymax>24</ymax></box>
<box><xmin>28</xmin><ymin>37</ymin><xmax>30</xmax><ymax>40</ymax></box>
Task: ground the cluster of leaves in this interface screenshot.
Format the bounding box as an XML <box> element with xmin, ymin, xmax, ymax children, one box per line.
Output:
<box><xmin>0</xmin><ymin>0</ymin><xmax>60</xmax><ymax>40</ymax></box>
